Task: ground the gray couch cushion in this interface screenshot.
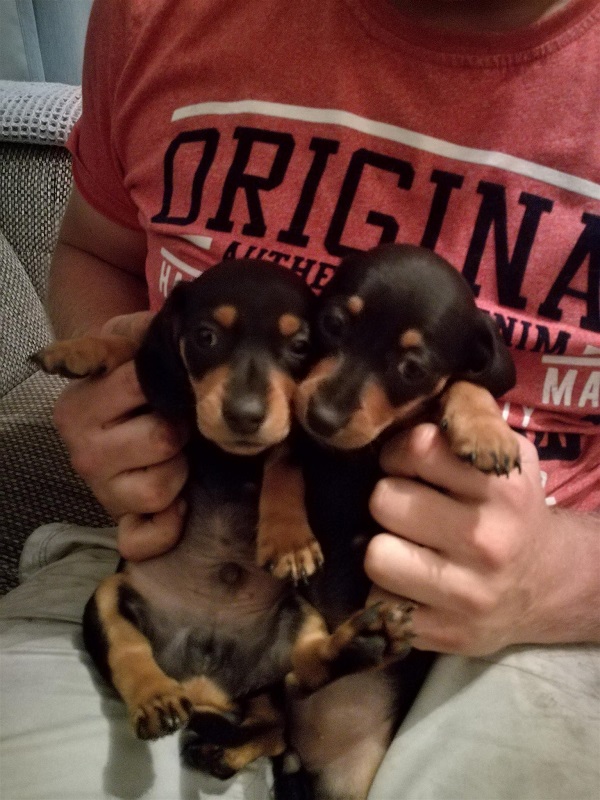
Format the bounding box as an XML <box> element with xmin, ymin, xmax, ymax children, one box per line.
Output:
<box><xmin>0</xmin><ymin>229</ymin><xmax>52</xmax><ymax>395</ymax></box>
<box><xmin>0</xmin><ymin>370</ymin><xmax>112</xmax><ymax>595</ymax></box>
<box><xmin>0</xmin><ymin>141</ymin><xmax>73</xmax><ymax>300</ymax></box>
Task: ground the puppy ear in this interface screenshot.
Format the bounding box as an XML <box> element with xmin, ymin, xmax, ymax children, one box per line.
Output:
<box><xmin>135</xmin><ymin>283</ymin><xmax>195</xmax><ymax>418</ymax></box>
<box><xmin>456</xmin><ymin>312</ymin><xmax>516</xmax><ymax>398</ymax></box>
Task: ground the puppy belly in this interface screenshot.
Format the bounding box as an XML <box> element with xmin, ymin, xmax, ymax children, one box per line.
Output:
<box><xmin>125</xmin><ymin>551</ymin><xmax>282</xmax><ymax>627</ymax></box>
<box><xmin>122</xmin><ymin>530</ymin><xmax>296</xmax><ymax>695</ymax></box>
<box><xmin>125</xmin><ymin>489</ymin><xmax>287</xmax><ymax>623</ymax></box>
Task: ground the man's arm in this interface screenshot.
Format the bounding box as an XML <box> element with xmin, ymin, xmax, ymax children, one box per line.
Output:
<box><xmin>366</xmin><ymin>424</ymin><xmax>600</xmax><ymax>656</ymax></box>
<box><xmin>47</xmin><ymin>186</ymin><xmax>148</xmax><ymax>337</ymax></box>
<box><xmin>48</xmin><ymin>187</ymin><xmax>189</xmax><ymax>559</ymax></box>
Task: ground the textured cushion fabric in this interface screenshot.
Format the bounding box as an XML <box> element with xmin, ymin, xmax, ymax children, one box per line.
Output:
<box><xmin>0</xmin><ymin>230</ymin><xmax>52</xmax><ymax>395</ymax></box>
<box><xmin>0</xmin><ymin>81</ymin><xmax>81</xmax><ymax>146</ymax></box>
<box><xmin>0</xmin><ymin>140</ymin><xmax>73</xmax><ymax>300</ymax></box>
<box><xmin>0</xmin><ymin>370</ymin><xmax>112</xmax><ymax>595</ymax></box>
<box><xmin>0</xmin><ymin>81</ymin><xmax>80</xmax><ymax>299</ymax></box>
<box><xmin>0</xmin><ymin>81</ymin><xmax>103</xmax><ymax>595</ymax></box>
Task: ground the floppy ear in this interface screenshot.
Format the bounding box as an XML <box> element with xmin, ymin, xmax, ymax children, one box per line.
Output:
<box><xmin>135</xmin><ymin>283</ymin><xmax>195</xmax><ymax>419</ymax></box>
<box><xmin>456</xmin><ymin>312</ymin><xmax>516</xmax><ymax>398</ymax></box>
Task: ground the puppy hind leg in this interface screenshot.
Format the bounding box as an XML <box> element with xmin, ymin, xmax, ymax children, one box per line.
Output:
<box><xmin>93</xmin><ymin>574</ymin><xmax>193</xmax><ymax>740</ymax></box>
<box><xmin>289</xmin><ymin>600</ymin><xmax>414</xmax><ymax>694</ymax></box>
<box><xmin>312</xmin><ymin>736</ymin><xmax>389</xmax><ymax>800</ymax></box>
<box><xmin>182</xmin><ymin>691</ymin><xmax>286</xmax><ymax>779</ymax></box>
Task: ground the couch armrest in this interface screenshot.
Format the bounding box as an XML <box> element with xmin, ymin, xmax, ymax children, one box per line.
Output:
<box><xmin>0</xmin><ymin>80</ymin><xmax>81</xmax><ymax>146</ymax></box>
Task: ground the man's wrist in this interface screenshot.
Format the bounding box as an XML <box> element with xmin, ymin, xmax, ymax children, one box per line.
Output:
<box><xmin>521</xmin><ymin>509</ymin><xmax>600</xmax><ymax>647</ymax></box>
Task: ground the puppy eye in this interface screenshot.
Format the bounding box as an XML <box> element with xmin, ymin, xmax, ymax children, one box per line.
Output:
<box><xmin>194</xmin><ymin>324</ymin><xmax>219</xmax><ymax>348</ymax></box>
<box><xmin>398</xmin><ymin>355</ymin><xmax>426</xmax><ymax>382</ymax></box>
<box><xmin>320</xmin><ymin>305</ymin><xmax>348</xmax><ymax>340</ymax></box>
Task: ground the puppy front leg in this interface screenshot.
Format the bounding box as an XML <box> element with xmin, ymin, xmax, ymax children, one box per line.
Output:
<box><xmin>32</xmin><ymin>334</ymin><xmax>138</xmax><ymax>379</ymax></box>
<box><xmin>256</xmin><ymin>444</ymin><xmax>323</xmax><ymax>583</ymax></box>
<box><xmin>439</xmin><ymin>380</ymin><xmax>521</xmax><ymax>475</ymax></box>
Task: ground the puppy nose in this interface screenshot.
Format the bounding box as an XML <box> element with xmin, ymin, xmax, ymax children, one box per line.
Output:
<box><xmin>306</xmin><ymin>397</ymin><xmax>347</xmax><ymax>438</ymax></box>
<box><xmin>223</xmin><ymin>395</ymin><xmax>266</xmax><ymax>435</ymax></box>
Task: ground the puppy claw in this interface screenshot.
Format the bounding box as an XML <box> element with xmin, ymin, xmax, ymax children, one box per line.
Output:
<box><xmin>515</xmin><ymin>456</ymin><xmax>522</xmax><ymax>474</ymax></box>
<box><xmin>258</xmin><ymin>535</ymin><xmax>324</xmax><ymax>583</ymax></box>
<box><xmin>334</xmin><ymin>599</ymin><xmax>415</xmax><ymax>662</ymax></box>
<box><xmin>449</xmin><ymin>429</ymin><xmax>520</xmax><ymax>476</ymax></box>
<box><xmin>131</xmin><ymin>686</ymin><xmax>192</xmax><ymax>740</ymax></box>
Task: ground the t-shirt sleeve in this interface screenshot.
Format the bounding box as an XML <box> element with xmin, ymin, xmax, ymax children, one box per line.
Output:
<box><xmin>66</xmin><ymin>0</ymin><xmax>141</xmax><ymax>231</ymax></box>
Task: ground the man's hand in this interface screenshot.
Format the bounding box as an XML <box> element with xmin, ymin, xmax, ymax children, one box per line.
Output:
<box><xmin>52</xmin><ymin>312</ymin><xmax>190</xmax><ymax>560</ymax></box>
<box><xmin>365</xmin><ymin>423</ymin><xmax>600</xmax><ymax>656</ymax></box>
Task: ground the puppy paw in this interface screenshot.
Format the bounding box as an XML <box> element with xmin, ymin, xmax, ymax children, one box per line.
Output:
<box><xmin>181</xmin><ymin>738</ymin><xmax>239</xmax><ymax>779</ymax></box>
<box><xmin>378</xmin><ymin>600</ymin><xmax>417</xmax><ymax>655</ymax></box>
<box><xmin>442</xmin><ymin>410</ymin><xmax>521</xmax><ymax>476</ymax></box>
<box><xmin>131</xmin><ymin>683</ymin><xmax>193</xmax><ymax>740</ymax></box>
<box><xmin>289</xmin><ymin>600</ymin><xmax>415</xmax><ymax>693</ymax></box>
<box><xmin>257</xmin><ymin>524</ymin><xmax>324</xmax><ymax>584</ymax></box>
<box><xmin>332</xmin><ymin>600</ymin><xmax>415</xmax><ymax>664</ymax></box>
<box><xmin>181</xmin><ymin>712</ymin><xmax>284</xmax><ymax>778</ymax></box>
<box><xmin>31</xmin><ymin>335</ymin><xmax>137</xmax><ymax>379</ymax></box>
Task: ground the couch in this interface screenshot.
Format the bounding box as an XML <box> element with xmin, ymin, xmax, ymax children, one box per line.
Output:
<box><xmin>0</xmin><ymin>80</ymin><xmax>111</xmax><ymax>595</ymax></box>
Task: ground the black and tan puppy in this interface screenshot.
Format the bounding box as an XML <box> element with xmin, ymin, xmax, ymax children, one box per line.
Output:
<box><xmin>286</xmin><ymin>243</ymin><xmax>520</xmax><ymax>800</ymax></box>
<box><xmin>296</xmin><ymin>243</ymin><xmax>519</xmax><ymax>470</ymax></box>
<box><xmin>34</xmin><ymin>259</ymin><xmax>411</xmax><ymax>781</ymax></box>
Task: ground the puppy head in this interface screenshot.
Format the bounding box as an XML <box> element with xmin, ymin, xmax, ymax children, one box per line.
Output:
<box><xmin>136</xmin><ymin>259</ymin><xmax>314</xmax><ymax>455</ymax></box>
<box><xmin>296</xmin><ymin>243</ymin><xmax>515</xmax><ymax>450</ymax></box>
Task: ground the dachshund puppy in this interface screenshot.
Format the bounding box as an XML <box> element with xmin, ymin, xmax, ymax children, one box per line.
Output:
<box><xmin>286</xmin><ymin>243</ymin><xmax>520</xmax><ymax>800</ymax></box>
<box><xmin>296</xmin><ymin>243</ymin><xmax>519</xmax><ymax>470</ymax></box>
<box><xmin>34</xmin><ymin>259</ymin><xmax>410</xmax><ymax>781</ymax></box>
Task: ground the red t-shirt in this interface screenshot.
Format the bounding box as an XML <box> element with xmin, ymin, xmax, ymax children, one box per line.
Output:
<box><xmin>68</xmin><ymin>0</ymin><xmax>600</xmax><ymax>510</ymax></box>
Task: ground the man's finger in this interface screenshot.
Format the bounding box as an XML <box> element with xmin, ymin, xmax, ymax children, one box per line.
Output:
<box><xmin>369</xmin><ymin>475</ymin><xmax>477</xmax><ymax>551</ymax></box>
<box><xmin>54</xmin><ymin>361</ymin><xmax>148</xmax><ymax>435</ymax></box>
<box><xmin>380</xmin><ymin>423</ymin><xmax>531</xmax><ymax>501</ymax></box>
<box><xmin>364</xmin><ymin>532</ymin><xmax>476</xmax><ymax>609</ymax></box>
<box><xmin>101</xmin><ymin>310</ymin><xmax>155</xmax><ymax>344</ymax></box>
<box><xmin>108</xmin><ymin>454</ymin><xmax>189</xmax><ymax>516</ymax></box>
<box><xmin>117</xmin><ymin>500</ymin><xmax>187</xmax><ymax>561</ymax></box>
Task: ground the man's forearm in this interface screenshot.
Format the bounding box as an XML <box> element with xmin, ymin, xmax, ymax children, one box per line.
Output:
<box><xmin>46</xmin><ymin>186</ymin><xmax>149</xmax><ymax>338</ymax></box>
<box><xmin>47</xmin><ymin>240</ymin><xmax>149</xmax><ymax>338</ymax></box>
<box><xmin>532</xmin><ymin>508</ymin><xmax>600</xmax><ymax>646</ymax></box>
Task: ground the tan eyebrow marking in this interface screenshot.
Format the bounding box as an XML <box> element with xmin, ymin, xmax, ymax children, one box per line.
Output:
<box><xmin>400</xmin><ymin>329</ymin><xmax>424</xmax><ymax>349</ymax></box>
<box><xmin>346</xmin><ymin>295</ymin><xmax>364</xmax><ymax>316</ymax></box>
<box><xmin>278</xmin><ymin>313</ymin><xmax>302</xmax><ymax>337</ymax></box>
<box><xmin>213</xmin><ymin>305</ymin><xmax>237</xmax><ymax>328</ymax></box>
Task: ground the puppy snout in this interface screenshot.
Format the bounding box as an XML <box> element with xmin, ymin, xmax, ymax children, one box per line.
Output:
<box><xmin>306</xmin><ymin>396</ymin><xmax>348</xmax><ymax>439</ymax></box>
<box><xmin>222</xmin><ymin>394</ymin><xmax>266</xmax><ymax>435</ymax></box>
